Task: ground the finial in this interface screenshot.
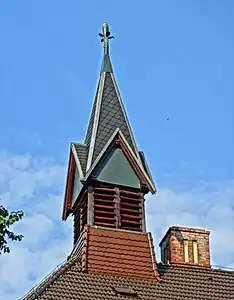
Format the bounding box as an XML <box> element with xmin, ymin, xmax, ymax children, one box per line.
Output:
<box><xmin>99</xmin><ymin>22</ymin><xmax>114</xmax><ymax>55</ymax></box>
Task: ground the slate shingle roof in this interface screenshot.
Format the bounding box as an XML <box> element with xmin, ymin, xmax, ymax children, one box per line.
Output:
<box><xmin>72</xmin><ymin>143</ymin><xmax>87</xmax><ymax>175</ymax></box>
<box><xmin>73</xmin><ymin>69</ymin><xmax>140</xmax><ymax>177</ymax></box>
<box><xmin>22</xmin><ymin>256</ymin><xmax>234</xmax><ymax>300</ymax></box>
<box><xmin>85</xmin><ymin>82</ymin><xmax>99</xmax><ymax>150</ymax></box>
<box><xmin>91</xmin><ymin>73</ymin><xmax>137</xmax><ymax>165</ymax></box>
<box><xmin>81</xmin><ymin>46</ymin><xmax>155</xmax><ymax>189</ymax></box>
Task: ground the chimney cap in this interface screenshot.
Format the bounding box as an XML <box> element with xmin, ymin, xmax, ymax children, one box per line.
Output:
<box><xmin>159</xmin><ymin>226</ymin><xmax>210</xmax><ymax>247</ymax></box>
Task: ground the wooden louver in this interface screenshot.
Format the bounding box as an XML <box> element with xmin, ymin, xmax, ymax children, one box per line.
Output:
<box><xmin>72</xmin><ymin>185</ymin><xmax>145</xmax><ymax>246</ymax></box>
<box><xmin>119</xmin><ymin>189</ymin><xmax>142</xmax><ymax>231</ymax></box>
<box><xmin>93</xmin><ymin>185</ymin><xmax>143</xmax><ymax>231</ymax></box>
<box><xmin>93</xmin><ymin>186</ymin><xmax>116</xmax><ymax>228</ymax></box>
<box><xmin>73</xmin><ymin>191</ymin><xmax>88</xmax><ymax>245</ymax></box>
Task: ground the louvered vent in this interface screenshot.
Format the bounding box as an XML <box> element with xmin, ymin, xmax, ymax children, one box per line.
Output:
<box><xmin>93</xmin><ymin>186</ymin><xmax>116</xmax><ymax>228</ymax></box>
<box><xmin>120</xmin><ymin>189</ymin><xmax>142</xmax><ymax>231</ymax></box>
<box><xmin>73</xmin><ymin>185</ymin><xmax>144</xmax><ymax>245</ymax></box>
<box><xmin>73</xmin><ymin>191</ymin><xmax>87</xmax><ymax>245</ymax></box>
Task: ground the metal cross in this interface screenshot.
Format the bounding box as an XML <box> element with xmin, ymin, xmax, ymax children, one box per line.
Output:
<box><xmin>99</xmin><ymin>22</ymin><xmax>114</xmax><ymax>55</ymax></box>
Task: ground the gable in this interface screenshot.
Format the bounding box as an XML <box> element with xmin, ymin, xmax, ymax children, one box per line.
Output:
<box><xmin>72</xmin><ymin>167</ymin><xmax>83</xmax><ymax>205</ymax></box>
<box><xmin>95</xmin><ymin>147</ymin><xmax>140</xmax><ymax>189</ymax></box>
<box><xmin>85</xmin><ymin>130</ymin><xmax>156</xmax><ymax>193</ymax></box>
<box><xmin>62</xmin><ymin>147</ymin><xmax>85</xmax><ymax>221</ymax></box>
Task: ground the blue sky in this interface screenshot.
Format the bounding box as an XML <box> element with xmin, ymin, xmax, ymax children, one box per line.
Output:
<box><xmin>0</xmin><ymin>1</ymin><xmax>234</xmax><ymax>299</ymax></box>
<box><xmin>0</xmin><ymin>0</ymin><xmax>233</xmax><ymax>185</ymax></box>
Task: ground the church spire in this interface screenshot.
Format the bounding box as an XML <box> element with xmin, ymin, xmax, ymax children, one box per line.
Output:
<box><xmin>85</xmin><ymin>22</ymin><xmax>144</xmax><ymax>172</ymax></box>
<box><xmin>62</xmin><ymin>22</ymin><xmax>156</xmax><ymax>228</ymax></box>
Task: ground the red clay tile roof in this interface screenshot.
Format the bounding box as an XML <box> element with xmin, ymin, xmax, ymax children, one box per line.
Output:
<box><xmin>22</xmin><ymin>256</ymin><xmax>234</xmax><ymax>300</ymax></box>
<box><xmin>81</xmin><ymin>226</ymin><xmax>159</xmax><ymax>280</ymax></box>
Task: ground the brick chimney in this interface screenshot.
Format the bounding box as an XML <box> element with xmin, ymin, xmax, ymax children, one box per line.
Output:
<box><xmin>159</xmin><ymin>226</ymin><xmax>211</xmax><ymax>268</ymax></box>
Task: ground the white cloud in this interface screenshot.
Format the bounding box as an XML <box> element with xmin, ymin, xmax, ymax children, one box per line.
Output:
<box><xmin>0</xmin><ymin>246</ymin><xmax>35</xmax><ymax>299</ymax></box>
<box><xmin>35</xmin><ymin>194</ymin><xmax>64</xmax><ymax>221</ymax></box>
<box><xmin>16</xmin><ymin>213</ymin><xmax>54</xmax><ymax>248</ymax></box>
<box><xmin>0</xmin><ymin>150</ymin><xmax>72</xmax><ymax>300</ymax></box>
<box><xmin>0</xmin><ymin>150</ymin><xmax>65</xmax><ymax>208</ymax></box>
<box><xmin>0</xmin><ymin>150</ymin><xmax>233</xmax><ymax>300</ymax></box>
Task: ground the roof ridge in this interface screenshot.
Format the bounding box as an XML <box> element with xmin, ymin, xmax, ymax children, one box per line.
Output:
<box><xmin>157</xmin><ymin>263</ymin><xmax>234</xmax><ymax>273</ymax></box>
<box><xmin>21</xmin><ymin>255</ymin><xmax>80</xmax><ymax>300</ymax></box>
<box><xmin>211</xmin><ymin>265</ymin><xmax>234</xmax><ymax>273</ymax></box>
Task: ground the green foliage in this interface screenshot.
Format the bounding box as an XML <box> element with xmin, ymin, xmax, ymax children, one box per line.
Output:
<box><xmin>0</xmin><ymin>205</ymin><xmax>24</xmax><ymax>254</ymax></box>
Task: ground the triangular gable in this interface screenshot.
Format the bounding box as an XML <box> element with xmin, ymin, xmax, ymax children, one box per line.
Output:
<box><xmin>85</xmin><ymin>129</ymin><xmax>156</xmax><ymax>193</ymax></box>
<box><xmin>62</xmin><ymin>145</ymin><xmax>85</xmax><ymax>221</ymax></box>
<box><xmin>95</xmin><ymin>147</ymin><xmax>141</xmax><ymax>189</ymax></box>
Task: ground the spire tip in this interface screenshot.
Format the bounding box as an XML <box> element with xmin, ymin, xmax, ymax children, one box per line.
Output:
<box><xmin>99</xmin><ymin>22</ymin><xmax>114</xmax><ymax>73</ymax></box>
<box><xmin>99</xmin><ymin>22</ymin><xmax>114</xmax><ymax>55</ymax></box>
<box><xmin>102</xmin><ymin>22</ymin><xmax>109</xmax><ymax>33</ymax></box>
